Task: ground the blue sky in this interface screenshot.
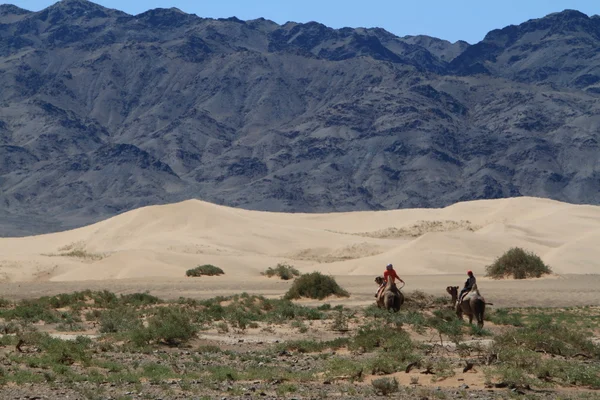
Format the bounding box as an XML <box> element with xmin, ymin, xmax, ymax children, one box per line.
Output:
<box><xmin>12</xmin><ymin>0</ymin><xmax>600</xmax><ymax>44</ymax></box>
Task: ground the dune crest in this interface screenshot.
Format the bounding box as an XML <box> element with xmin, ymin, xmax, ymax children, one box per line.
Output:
<box><xmin>0</xmin><ymin>196</ymin><xmax>598</xmax><ymax>282</ymax></box>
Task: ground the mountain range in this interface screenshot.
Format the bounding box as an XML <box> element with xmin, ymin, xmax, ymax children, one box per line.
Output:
<box><xmin>0</xmin><ymin>0</ymin><xmax>599</xmax><ymax>236</ymax></box>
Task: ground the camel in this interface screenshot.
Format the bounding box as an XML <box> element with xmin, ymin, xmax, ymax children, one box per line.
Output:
<box><xmin>374</xmin><ymin>276</ymin><xmax>404</xmax><ymax>312</ymax></box>
<box><xmin>446</xmin><ymin>284</ymin><xmax>490</xmax><ymax>328</ymax></box>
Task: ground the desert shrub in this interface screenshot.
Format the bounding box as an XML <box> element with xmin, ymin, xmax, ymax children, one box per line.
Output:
<box><xmin>485</xmin><ymin>317</ymin><xmax>600</xmax><ymax>389</ymax></box>
<box><xmin>284</xmin><ymin>272</ymin><xmax>349</xmax><ymax>300</ymax></box>
<box><xmin>279</xmin><ymin>338</ymin><xmax>350</xmax><ymax>353</ymax></box>
<box><xmin>291</xmin><ymin>320</ymin><xmax>308</xmax><ymax>333</ymax></box>
<box><xmin>0</xmin><ymin>321</ymin><xmax>22</xmax><ymax>335</ymax></box>
<box><xmin>371</xmin><ymin>377</ymin><xmax>399</xmax><ymax>395</ymax></box>
<box><xmin>494</xmin><ymin>316</ymin><xmax>600</xmax><ymax>358</ymax></box>
<box><xmin>1</xmin><ymin>301</ymin><xmax>60</xmax><ymax>323</ymax></box>
<box><xmin>20</xmin><ymin>333</ymin><xmax>92</xmax><ymax>367</ymax></box>
<box><xmin>9</xmin><ymin>370</ymin><xmax>44</xmax><ymax>384</ymax></box>
<box><xmin>267</xmin><ymin>299</ymin><xmax>324</xmax><ymax>321</ymax></box>
<box><xmin>325</xmin><ymin>357</ymin><xmax>364</xmax><ymax>381</ymax></box>
<box><xmin>38</xmin><ymin>291</ymin><xmax>91</xmax><ymax>309</ymax></box>
<box><xmin>486</xmin><ymin>363</ymin><xmax>537</xmax><ymax>390</ymax></box>
<box><xmin>146</xmin><ymin>307</ymin><xmax>198</xmax><ymax>346</ymax></box>
<box><xmin>403</xmin><ymin>290</ymin><xmax>442</xmax><ymax>310</ymax></box>
<box><xmin>91</xmin><ymin>290</ymin><xmax>119</xmax><ymax>308</ymax></box>
<box><xmin>141</xmin><ymin>362</ymin><xmax>177</xmax><ymax>384</ymax></box>
<box><xmin>538</xmin><ymin>359</ymin><xmax>600</xmax><ymax>389</ymax></box>
<box><xmin>99</xmin><ymin>307</ymin><xmax>142</xmax><ymax>333</ymax></box>
<box><xmin>198</xmin><ymin>344</ymin><xmax>222</xmax><ymax>353</ymax></box>
<box><xmin>275</xmin><ymin>383</ymin><xmax>298</xmax><ymax>396</ymax></box>
<box><xmin>368</xmin><ymin>353</ymin><xmax>407</xmax><ymax>375</ymax></box>
<box><xmin>84</xmin><ymin>309</ymin><xmax>102</xmax><ymax>322</ymax></box>
<box><xmin>215</xmin><ymin>321</ymin><xmax>229</xmax><ymax>333</ymax></box>
<box><xmin>56</xmin><ymin>311</ymin><xmax>84</xmax><ymax>332</ymax></box>
<box><xmin>331</xmin><ymin>309</ymin><xmax>349</xmax><ymax>332</ymax></box>
<box><xmin>262</xmin><ymin>263</ymin><xmax>300</xmax><ymax>280</ymax></box>
<box><xmin>485</xmin><ymin>247</ymin><xmax>552</xmax><ymax>279</ymax></box>
<box><xmin>44</xmin><ymin>335</ymin><xmax>92</xmax><ymax>366</ymax></box>
<box><xmin>350</xmin><ymin>325</ymin><xmax>418</xmax><ymax>363</ymax></box>
<box><xmin>186</xmin><ymin>264</ymin><xmax>224</xmax><ymax>277</ymax></box>
<box><xmin>194</xmin><ymin>295</ymin><xmax>324</xmax><ymax>326</ymax></box>
<box><xmin>119</xmin><ymin>292</ymin><xmax>161</xmax><ymax>306</ymax></box>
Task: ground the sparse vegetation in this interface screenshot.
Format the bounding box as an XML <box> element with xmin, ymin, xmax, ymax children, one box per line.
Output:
<box><xmin>284</xmin><ymin>272</ymin><xmax>349</xmax><ymax>300</ymax></box>
<box><xmin>262</xmin><ymin>263</ymin><xmax>300</xmax><ymax>280</ymax></box>
<box><xmin>46</xmin><ymin>243</ymin><xmax>105</xmax><ymax>261</ymax></box>
<box><xmin>0</xmin><ymin>289</ymin><xmax>597</xmax><ymax>399</ymax></box>
<box><xmin>485</xmin><ymin>247</ymin><xmax>552</xmax><ymax>279</ymax></box>
<box><xmin>185</xmin><ymin>264</ymin><xmax>224</xmax><ymax>277</ymax></box>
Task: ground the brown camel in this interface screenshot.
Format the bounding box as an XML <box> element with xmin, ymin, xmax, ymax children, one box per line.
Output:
<box><xmin>375</xmin><ymin>276</ymin><xmax>404</xmax><ymax>312</ymax></box>
<box><xmin>446</xmin><ymin>284</ymin><xmax>490</xmax><ymax>328</ymax></box>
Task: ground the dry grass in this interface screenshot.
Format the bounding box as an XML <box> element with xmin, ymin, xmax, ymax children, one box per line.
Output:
<box><xmin>44</xmin><ymin>242</ymin><xmax>105</xmax><ymax>261</ymax></box>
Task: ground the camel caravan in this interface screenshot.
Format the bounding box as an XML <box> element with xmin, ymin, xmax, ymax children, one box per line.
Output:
<box><xmin>374</xmin><ymin>265</ymin><xmax>491</xmax><ymax>328</ymax></box>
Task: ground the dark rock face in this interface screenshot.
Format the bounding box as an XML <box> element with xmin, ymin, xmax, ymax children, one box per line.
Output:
<box><xmin>0</xmin><ymin>2</ymin><xmax>599</xmax><ymax>236</ymax></box>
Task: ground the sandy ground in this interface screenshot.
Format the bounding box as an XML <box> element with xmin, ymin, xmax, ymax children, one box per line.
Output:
<box><xmin>0</xmin><ymin>196</ymin><xmax>598</xmax><ymax>308</ymax></box>
<box><xmin>1</xmin><ymin>274</ymin><xmax>599</xmax><ymax>308</ymax></box>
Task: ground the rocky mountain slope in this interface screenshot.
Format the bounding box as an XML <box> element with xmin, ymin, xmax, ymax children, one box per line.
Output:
<box><xmin>0</xmin><ymin>0</ymin><xmax>599</xmax><ymax>236</ymax></box>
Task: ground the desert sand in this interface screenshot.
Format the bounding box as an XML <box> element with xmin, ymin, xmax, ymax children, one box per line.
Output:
<box><xmin>0</xmin><ymin>196</ymin><xmax>599</xmax><ymax>305</ymax></box>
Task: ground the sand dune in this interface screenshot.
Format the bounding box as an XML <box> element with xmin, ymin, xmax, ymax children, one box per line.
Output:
<box><xmin>0</xmin><ymin>196</ymin><xmax>598</xmax><ymax>282</ymax></box>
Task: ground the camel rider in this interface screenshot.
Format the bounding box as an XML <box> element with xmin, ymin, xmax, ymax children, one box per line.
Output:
<box><xmin>458</xmin><ymin>270</ymin><xmax>476</xmax><ymax>303</ymax></box>
<box><xmin>375</xmin><ymin>264</ymin><xmax>405</xmax><ymax>298</ymax></box>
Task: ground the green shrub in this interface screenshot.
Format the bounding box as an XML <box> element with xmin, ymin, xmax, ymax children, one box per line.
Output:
<box><xmin>141</xmin><ymin>362</ymin><xmax>177</xmax><ymax>384</ymax></box>
<box><xmin>324</xmin><ymin>357</ymin><xmax>364</xmax><ymax>381</ymax></box>
<box><xmin>1</xmin><ymin>301</ymin><xmax>60</xmax><ymax>323</ymax></box>
<box><xmin>99</xmin><ymin>307</ymin><xmax>142</xmax><ymax>333</ymax></box>
<box><xmin>331</xmin><ymin>309</ymin><xmax>349</xmax><ymax>332</ymax></box>
<box><xmin>91</xmin><ymin>290</ymin><xmax>119</xmax><ymax>308</ymax></box>
<box><xmin>146</xmin><ymin>307</ymin><xmax>198</xmax><ymax>346</ymax></box>
<box><xmin>485</xmin><ymin>247</ymin><xmax>552</xmax><ymax>279</ymax></box>
<box><xmin>56</xmin><ymin>311</ymin><xmax>84</xmax><ymax>332</ymax></box>
<box><xmin>48</xmin><ymin>291</ymin><xmax>92</xmax><ymax>309</ymax></box>
<box><xmin>262</xmin><ymin>263</ymin><xmax>300</xmax><ymax>280</ymax></box>
<box><xmin>284</xmin><ymin>272</ymin><xmax>349</xmax><ymax>300</ymax></box>
<box><xmin>20</xmin><ymin>333</ymin><xmax>92</xmax><ymax>367</ymax></box>
<box><xmin>186</xmin><ymin>264</ymin><xmax>224</xmax><ymax>277</ymax></box>
<box><xmin>119</xmin><ymin>292</ymin><xmax>161</xmax><ymax>306</ymax></box>
<box><xmin>494</xmin><ymin>316</ymin><xmax>600</xmax><ymax>358</ymax></box>
<box><xmin>350</xmin><ymin>325</ymin><xmax>417</xmax><ymax>363</ymax></box>
<box><xmin>278</xmin><ymin>338</ymin><xmax>349</xmax><ymax>353</ymax></box>
<box><xmin>371</xmin><ymin>377</ymin><xmax>399</xmax><ymax>395</ymax></box>
<box><xmin>44</xmin><ymin>336</ymin><xmax>92</xmax><ymax>366</ymax></box>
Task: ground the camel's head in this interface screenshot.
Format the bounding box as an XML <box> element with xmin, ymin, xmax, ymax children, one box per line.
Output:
<box><xmin>374</xmin><ymin>276</ymin><xmax>385</xmax><ymax>285</ymax></box>
<box><xmin>446</xmin><ymin>286</ymin><xmax>459</xmax><ymax>296</ymax></box>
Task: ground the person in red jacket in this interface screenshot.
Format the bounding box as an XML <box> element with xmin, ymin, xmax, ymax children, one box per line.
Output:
<box><xmin>375</xmin><ymin>263</ymin><xmax>405</xmax><ymax>298</ymax></box>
